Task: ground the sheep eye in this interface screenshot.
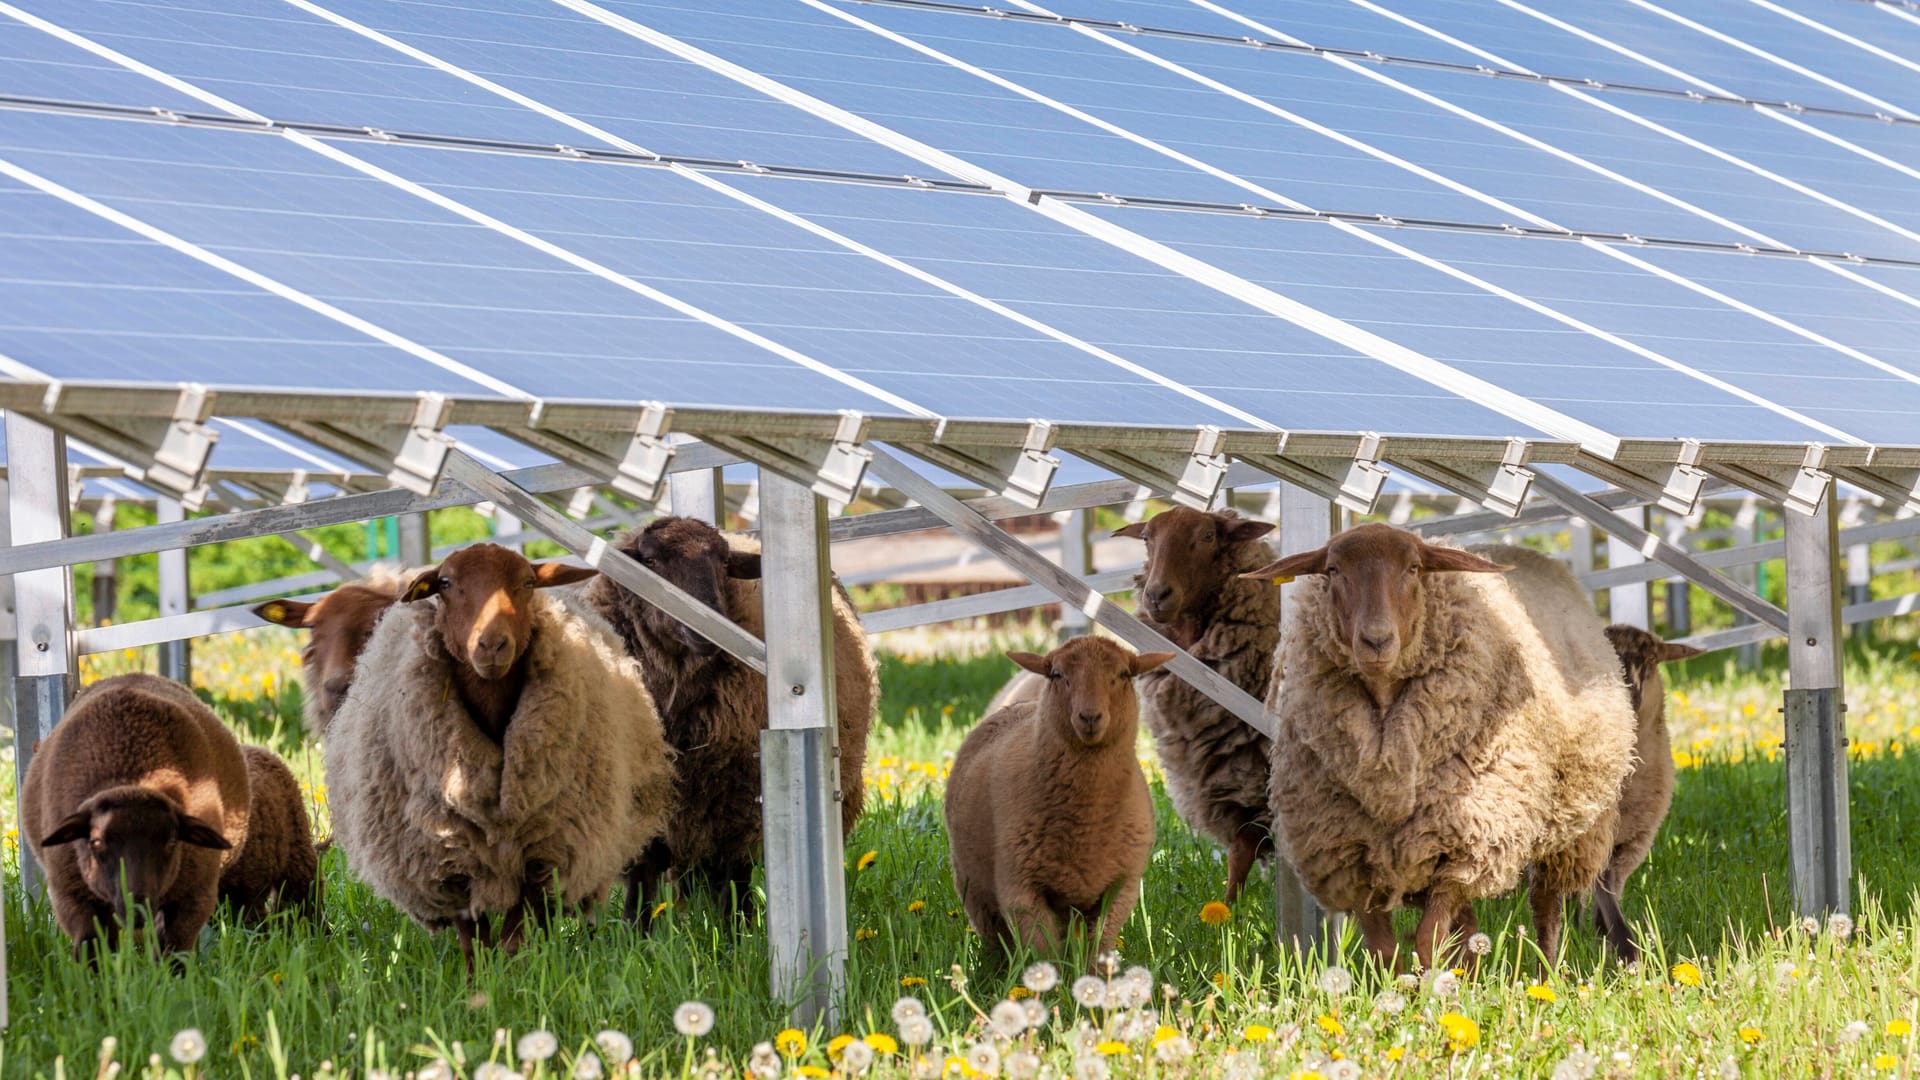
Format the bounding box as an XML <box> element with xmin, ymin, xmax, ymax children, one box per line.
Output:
<box><xmin>1047</xmin><ymin>669</ymin><xmax>1062</xmax><ymax>680</ymax></box>
<box><xmin>523</xmin><ymin>578</ymin><xmax>537</xmax><ymax>589</ymax></box>
<box><xmin>1325</xmin><ymin>567</ymin><xmax>1340</xmax><ymax>578</ymax></box>
<box><xmin>1408</xmin><ymin>566</ymin><xmax>1420</xmax><ymax>575</ymax></box>
<box><xmin>1201</xmin><ymin>532</ymin><xmax>1215</xmax><ymax>544</ymax></box>
<box><xmin>88</xmin><ymin>839</ymin><xmax>105</xmax><ymax>854</ymax></box>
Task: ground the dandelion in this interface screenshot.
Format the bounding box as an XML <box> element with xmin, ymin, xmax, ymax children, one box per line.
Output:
<box><xmin>1739</xmin><ymin>1026</ymin><xmax>1763</xmax><ymax>1045</ymax></box>
<box><xmin>1465</xmin><ymin>932</ymin><xmax>1491</xmax><ymax>955</ymax></box>
<box><xmin>968</xmin><ymin>1042</ymin><xmax>1002</xmax><ymax>1076</ymax></box>
<box><xmin>857</xmin><ymin>850</ymin><xmax>878</xmax><ymax>871</ymax></box>
<box><xmin>1122</xmin><ymin>966</ymin><xmax>1154</xmax><ymax>1003</ymax></box>
<box><xmin>1073</xmin><ymin>976</ymin><xmax>1107</xmax><ymax>1008</ymax></box>
<box><xmin>518</xmin><ymin>1031</ymin><xmax>560</xmax><ymax>1063</ymax></box>
<box><xmin>900</xmin><ymin>1016</ymin><xmax>935</xmax><ymax>1047</ymax></box>
<box><xmin>1317</xmin><ymin>966</ymin><xmax>1353</xmax><ymax>995</ymax></box>
<box><xmin>1023</xmin><ymin>962</ymin><xmax>1060</xmax><ymax>993</ymax></box>
<box><xmin>901</xmin><ymin>976</ymin><xmax>928</xmax><ymax>988</ymax></box>
<box><xmin>419</xmin><ymin>1060</ymin><xmax>455</xmax><ymax>1080</ymax></box>
<box><xmin>1327</xmin><ymin>1061</ymin><xmax>1360</xmax><ymax>1080</ymax></box>
<box><xmin>1095</xmin><ymin>1041</ymin><xmax>1127</xmax><ymax>1056</ymax></box>
<box><xmin>828</xmin><ymin>1035</ymin><xmax>857</xmax><ymax>1060</ymax></box>
<box><xmin>1005</xmin><ymin>1051</ymin><xmax>1042</xmax><ymax>1080</ymax></box>
<box><xmin>842</xmin><ymin>1040</ymin><xmax>876</xmax><ymax>1074</ymax></box>
<box><xmin>1799</xmin><ymin>916</ymin><xmax>1820</xmax><ymax>935</ymax></box>
<box><xmin>1527</xmin><ymin>984</ymin><xmax>1559</xmax><ymax>1003</ymax></box>
<box><xmin>1385</xmin><ymin>1047</ymin><xmax>1406</xmax><ymax>1063</ymax></box>
<box><xmin>1717</xmin><ymin>1057</ymin><xmax>1740</xmax><ymax>1080</ymax></box>
<box><xmin>1842</xmin><ymin>1022</ymin><xmax>1872</xmax><ymax>1044</ymax></box>
<box><xmin>893</xmin><ymin>997</ymin><xmax>928</xmax><ymax>1025</ymax></box>
<box><xmin>775</xmin><ymin>1029</ymin><xmax>808</xmax><ymax>1057</ymax></box>
<box><xmin>1022</xmin><ymin>999</ymin><xmax>1047</xmax><ymax>1029</ymax></box>
<box><xmin>1438</xmin><ymin>1013</ymin><xmax>1480</xmax><ymax>1052</ymax></box>
<box><xmin>1243</xmin><ymin>1024</ymin><xmax>1276</xmax><ymax>1042</ymax></box>
<box><xmin>1155</xmin><ymin>1036</ymin><xmax>1193</xmax><ymax>1063</ymax></box>
<box><xmin>795</xmin><ymin>1068</ymin><xmax>830</xmax><ymax>1079</ymax></box>
<box><xmin>991</xmin><ymin>1001</ymin><xmax>1029</xmax><ymax>1040</ymax></box>
<box><xmin>169</xmin><ymin>1030</ymin><xmax>207</xmax><ymax>1066</ymax></box>
<box><xmin>1072</xmin><ymin>1056</ymin><xmax>1110</xmax><ymax>1080</ymax></box>
<box><xmin>472</xmin><ymin>1065</ymin><xmax>515</xmax><ymax>1080</ymax></box>
<box><xmin>1672</xmin><ymin>961</ymin><xmax>1704</xmax><ymax>987</ymax></box>
<box><xmin>857</xmin><ymin>927</ymin><xmax>879</xmax><ymax>941</ymax></box>
<box><xmin>1219</xmin><ymin>1052</ymin><xmax>1257</xmax><ymax>1080</ymax></box>
<box><xmin>908</xmin><ymin>900</ymin><xmax>926</xmax><ymax>914</ymax></box>
<box><xmin>1316</xmin><ymin>1015</ymin><xmax>1343</xmax><ymax>1037</ymax></box>
<box><xmin>1429</xmin><ymin>970</ymin><xmax>1460</xmax><ymax>999</ymax></box>
<box><xmin>673</xmin><ymin>1001</ymin><xmax>715</xmax><ymax>1038</ymax></box>
<box><xmin>573</xmin><ymin>1051</ymin><xmax>604</xmax><ymax>1080</ymax></box>
<box><xmin>1395</xmin><ymin>972</ymin><xmax>1419</xmax><ymax>991</ymax></box>
<box><xmin>1890</xmin><ymin>1020</ymin><xmax>1914</xmax><ymax>1037</ymax></box>
<box><xmin>1200</xmin><ymin>901</ymin><xmax>1232</xmax><ymax>925</ymax></box>
<box><xmin>865</xmin><ymin>1034</ymin><xmax>899</xmax><ymax>1056</ymax></box>
<box><xmin>1374</xmin><ymin>990</ymin><xmax>1407</xmax><ymax>1015</ymax></box>
<box><xmin>595</xmin><ymin>1031</ymin><xmax>634</xmax><ymax>1067</ymax></box>
<box><xmin>1828</xmin><ymin>913</ymin><xmax>1854</xmax><ymax>940</ymax></box>
<box><xmin>1551</xmin><ymin>1049</ymin><xmax>1599</xmax><ymax>1080</ymax></box>
<box><xmin>1875</xmin><ymin>1055</ymin><xmax>1900</xmax><ymax>1071</ymax></box>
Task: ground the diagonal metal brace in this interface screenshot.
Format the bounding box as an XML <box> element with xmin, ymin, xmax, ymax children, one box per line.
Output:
<box><xmin>442</xmin><ymin>451</ymin><xmax>768</xmax><ymax>672</ymax></box>
<box><xmin>1530</xmin><ymin>471</ymin><xmax>1789</xmax><ymax>632</ymax></box>
<box><xmin>867</xmin><ymin>447</ymin><xmax>1272</xmax><ymax>738</ymax></box>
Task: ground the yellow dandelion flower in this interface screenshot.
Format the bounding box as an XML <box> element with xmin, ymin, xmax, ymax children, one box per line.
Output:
<box><xmin>652</xmin><ymin>901</ymin><xmax>670</xmax><ymax>919</ymax></box>
<box><xmin>1386</xmin><ymin>1047</ymin><xmax>1406</xmax><ymax>1062</ymax></box>
<box><xmin>1213</xmin><ymin>972</ymin><xmax>1228</xmax><ymax>988</ymax></box>
<box><xmin>1889</xmin><ymin>1020</ymin><xmax>1913</xmax><ymax>1037</ymax></box>
<box><xmin>1289</xmin><ymin>1072</ymin><xmax>1325</xmax><ymax>1080</ymax></box>
<box><xmin>1316</xmin><ymin>1015</ymin><xmax>1343</xmax><ymax>1037</ymax></box>
<box><xmin>796</xmin><ymin>1068</ymin><xmax>829</xmax><ymax>1079</ymax></box>
<box><xmin>1672</xmin><ymin>962</ymin><xmax>1703</xmax><ymax>987</ymax></box>
<box><xmin>1875</xmin><ymin>1054</ymin><xmax>1899</xmax><ymax>1071</ymax></box>
<box><xmin>856</xmin><ymin>927</ymin><xmax>878</xmax><ymax>942</ymax></box>
<box><xmin>1439</xmin><ymin>1013</ymin><xmax>1479</xmax><ymax>1052</ymax></box>
<box><xmin>1450</xmin><ymin>967</ymin><xmax>1466</xmax><ymax>977</ymax></box>
<box><xmin>866</xmin><ymin>1034</ymin><xmax>899</xmax><ymax>1056</ymax></box>
<box><xmin>1243</xmin><ymin>1024</ymin><xmax>1275</xmax><ymax>1042</ymax></box>
<box><xmin>1152</xmin><ymin>1026</ymin><xmax>1179</xmax><ymax>1046</ymax></box>
<box><xmin>1009</xmin><ymin>987</ymin><xmax>1032</xmax><ymax>1000</ymax></box>
<box><xmin>775</xmin><ymin>1029</ymin><xmax>808</xmax><ymax>1056</ymax></box>
<box><xmin>907</xmin><ymin>900</ymin><xmax>926</xmax><ymax>914</ymax></box>
<box><xmin>1200</xmin><ymin>901</ymin><xmax>1232</xmax><ymax>925</ymax></box>
<box><xmin>1096</xmin><ymin>1041</ymin><xmax>1127</xmax><ymax>1056</ymax></box>
<box><xmin>857</xmin><ymin>850</ymin><xmax>878</xmax><ymax>872</ymax></box>
<box><xmin>1526</xmin><ymin>985</ymin><xmax>1558</xmax><ymax>1003</ymax></box>
<box><xmin>828</xmin><ymin>1034</ymin><xmax>856</xmax><ymax>1060</ymax></box>
<box><xmin>900</xmin><ymin>976</ymin><xmax>927</xmax><ymax>988</ymax></box>
<box><xmin>1739</xmin><ymin>1026</ymin><xmax>1763</xmax><ymax>1045</ymax></box>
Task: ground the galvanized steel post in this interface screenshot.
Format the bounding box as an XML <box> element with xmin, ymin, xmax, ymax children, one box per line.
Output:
<box><xmin>1274</xmin><ymin>481</ymin><xmax>1333</xmax><ymax>951</ymax></box>
<box><xmin>156</xmin><ymin>498</ymin><xmax>192</xmax><ymax>685</ymax></box>
<box><xmin>1784</xmin><ymin>497</ymin><xmax>1849</xmax><ymax>917</ymax></box>
<box><xmin>7</xmin><ymin>412</ymin><xmax>76</xmax><ymax>896</ymax></box>
<box><xmin>1059</xmin><ymin>507</ymin><xmax>1092</xmax><ymax>637</ymax></box>
<box><xmin>670</xmin><ymin>467</ymin><xmax>725</xmax><ymax>525</ymax></box>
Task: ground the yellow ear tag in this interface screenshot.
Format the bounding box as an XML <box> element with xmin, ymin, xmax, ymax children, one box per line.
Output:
<box><xmin>1270</xmin><ymin>575</ymin><xmax>1294</xmax><ymax>586</ymax></box>
<box><xmin>261</xmin><ymin>603</ymin><xmax>286</xmax><ymax>622</ymax></box>
<box><xmin>404</xmin><ymin>580</ymin><xmax>435</xmax><ymax>602</ymax></box>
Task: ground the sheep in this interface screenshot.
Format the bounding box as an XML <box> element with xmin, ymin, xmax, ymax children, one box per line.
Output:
<box><xmin>1114</xmin><ymin>507</ymin><xmax>1279</xmax><ymax>901</ymax></box>
<box><xmin>218</xmin><ymin>745</ymin><xmax>323</xmax><ymax>922</ymax></box>
<box><xmin>251</xmin><ymin>570</ymin><xmax>403</xmax><ymax>737</ymax></box>
<box><xmin>22</xmin><ymin>673</ymin><xmax>248</xmax><ymax>958</ymax></box>
<box><xmin>945</xmin><ymin>637</ymin><xmax>1173</xmax><ymax>960</ymax></box>
<box><xmin>323</xmin><ymin>543</ymin><xmax>676</xmax><ymax>965</ymax></box>
<box><xmin>1596</xmin><ymin>624</ymin><xmax>1701</xmax><ymax>962</ymax></box>
<box><xmin>1245</xmin><ymin>526</ymin><xmax>1637</xmax><ymax>968</ymax></box>
<box><xmin>585</xmin><ymin>515</ymin><xmax>878</xmax><ymax>925</ymax></box>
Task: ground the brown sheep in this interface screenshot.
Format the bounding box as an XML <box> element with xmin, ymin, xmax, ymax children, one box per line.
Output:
<box><xmin>1114</xmin><ymin>507</ymin><xmax>1278</xmax><ymax>901</ymax></box>
<box><xmin>1246</xmin><ymin>527</ymin><xmax>1637</xmax><ymax>969</ymax></box>
<box><xmin>251</xmin><ymin>571</ymin><xmax>402</xmax><ymax>737</ymax></box>
<box><xmin>23</xmin><ymin>673</ymin><xmax>248</xmax><ymax>958</ymax></box>
<box><xmin>218</xmin><ymin>746</ymin><xmax>322</xmax><ymax>922</ymax></box>
<box><xmin>1597</xmin><ymin>624</ymin><xmax>1701</xmax><ymax>962</ymax></box>
<box><xmin>944</xmin><ymin>637</ymin><xmax>1173</xmax><ymax>959</ymax></box>
<box><xmin>585</xmin><ymin>516</ymin><xmax>877</xmax><ymax>926</ymax></box>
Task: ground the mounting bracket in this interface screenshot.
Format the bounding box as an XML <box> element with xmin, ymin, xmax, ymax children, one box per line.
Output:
<box><xmin>40</xmin><ymin>382</ymin><xmax>219</xmax><ymax>500</ymax></box>
<box><xmin>896</xmin><ymin>420</ymin><xmax>1060</xmax><ymax>508</ymax></box>
<box><xmin>1069</xmin><ymin>426</ymin><xmax>1230</xmax><ymax>510</ymax></box>
<box><xmin>702</xmin><ymin>411</ymin><xmax>873</xmax><ymax>505</ymax></box>
<box><xmin>1236</xmin><ymin>432</ymin><xmax>1388</xmax><ymax>514</ymax></box>
<box><xmin>1391</xmin><ymin>438</ymin><xmax>1535</xmax><ymax>516</ymax></box>
<box><xmin>519</xmin><ymin>401</ymin><xmax>676</xmax><ymax>504</ymax></box>
<box><xmin>280</xmin><ymin>393</ymin><xmax>455</xmax><ymax>496</ymax></box>
<box><xmin>1707</xmin><ymin>444</ymin><xmax>1833</xmax><ymax>517</ymax></box>
<box><xmin>1574</xmin><ymin>441</ymin><xmax>1711</xmax><ymax>514</ymax></box>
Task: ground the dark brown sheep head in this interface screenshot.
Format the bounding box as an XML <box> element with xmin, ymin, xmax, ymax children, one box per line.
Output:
<box><xmin>1008</xmin><ymin>637</ymin><xmax>1173</xmax><ymax>749</ymax></box>
<box><xmin>398</xmin><ymin>544</ymin><xmax>598</xmax><ymax>681</ymax></box>
<box><xmin>1114</xmin><ymin>507</ymin><xmax>1274</xmax><ymax>622</ymax></box>
<box><xmin>1243</xmin><ymin>524</ymin><xmax>1509</xmax><ymax>678</ymax></box>
<box><xmin>251</xmin><ymin>582</ymin><xmax>394</xmax><ymax>722</ymax></box>
<box><xmin>610</xmin><ymin>517</ymin><xmax>760</xmax><ymax>659</ymax></box>
<box><xmin>1604</xmin><ymin>624</ymin><xmax>1702</xmax><ymax>720</ymax></box>
<box><xmin>38</xmin><ymin>786</ymin><xmax>230</xmax><ymax>919</ymax></box>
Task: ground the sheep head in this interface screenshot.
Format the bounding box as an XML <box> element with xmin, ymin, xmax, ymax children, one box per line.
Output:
<box><xmin>252</xmin><ymin>582</ymin><xmax>394</xmax><ymax>722</ymax></box>
<box><xmin>1007</xmin><ymin>637</ymin><xmax>1173</xmax><ymax>749</ymax></box>
<box><xmin>38</xmin><ymin>785</ymin><xmax>230</xmax><ymax>919</ymax></box>
<box><xmin>1242</xmin><ymin>524</ymin><xmax>1509</xmax><ymax>678</ymax></box>
<box><xmin>397</xmin><ymin>544</ymin><xmax>598</xmax><ymax>681</ymax></box>
<box><xmin>1604</xmin><ymin>624</ymin><xmax>1702</xmax><ymax>720</ymax></box>
<box><xmin>1114</xmin><ymin>508</ymin><xmax>1274</xmax><ymax>623</ymax></box>
<box><xmin>609</xmin><ymin>516</ymin><xmax>760</xmax><ymax>660</ymax></box>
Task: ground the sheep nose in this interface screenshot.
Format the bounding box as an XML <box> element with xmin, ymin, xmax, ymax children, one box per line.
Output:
<box><xmin>1359</xmin><ymin>631</ymin><xmax>1395</xmax><ymax>655</ymax></box>
<box><xmin>1078</xmin><ymin>711</ymin><xmax>1103</xmax><ymax>727</ymax></box>
<box><xmin>1144</xmin><ymin>584</ymin><xmax>1172</xmax><ymax>611</ymax></box>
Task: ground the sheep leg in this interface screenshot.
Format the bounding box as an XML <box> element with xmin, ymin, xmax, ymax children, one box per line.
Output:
<box><xmin>1412</xmin><ymin>894</ymin><xmax>1461</xmax><ymax>972</ymax></box>
<box><xmin>1593</xmin><ymin>868</ymin><xmax>1640</xmax><ymax>964</ymax></box>
<box><xmin>1001</xmin><ymin>887</ymin><xmax>1064</xmax><ymax>958</ymax></box>
<box><xmin>1096</xmin><ymin>878</ymin><xmax>1143</xmax><ymax>956</ymax></box>
<box><xmin>1528</xmin><ymin>884</ymin><xmax>1567</xmax><ymax>970</ymax></box>
<box><xmin>1224</xmin><ymin>828</ymin><xmax>1269</xmax><ymax>902</ymax></box>
<box><xmin>1358</xmin><ymin>910</ymin><xmax>1399</xmax><ymax>969</ymax></box>
<box><xmin>156</xmin><ymin>893</ymin><xmax>215</xmax><ymax>955</ymax></box>
<box><xmin>625</xmin><ymin>839</ymin><xmax>671</xmax><ymax>930</ymax></box>
<box><xmin>1454</xmin><ymin>902</ymin><xmax>1484</xmax><ymax>973</ymax></box>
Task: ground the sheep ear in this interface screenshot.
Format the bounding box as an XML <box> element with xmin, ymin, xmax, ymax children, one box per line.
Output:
<box><xmin>727</xmin><ymin>551</ymin><xmax>763</xmax><ymax>580</ymax></box>
<box><xmin>177</xmin><ymin>815</ymin><xmax>232</xmax><ymax>851</ymax></box>
<box><xmin>1006</xmin><ymin>651</ymin><xmax>1050</xmax><ymax>677</ymax></box>
<box><xmin>397</xmin><ymin>566</ymin><xmax>444</xmax><ymax>603</ymax></box>
<box><xmin>250</xmin><ymin>598</ymin><xmax>316</xmax><ymax>628</ymax></box>
<box><xmin>39</xmin><ymin>811</ymin><xmax>91</xmax><ymax>848</ymax></box>
<box><xmin>1222</xmin><ymin>518</ymin><xmax>1275</xmax><ymax>545</ymax></box>
<box><xmin>1130</xmin><ymin>651</ymin><xmax>1177</xmax><ymax>676</ymax></box>
<box><xmin>534</xmin><ymin>562</ymin><xmax>599</xmax><ymax>588</ymax></box>
<box><xmin>1657</xmin><ymin>641</ymin><xmax>1704</xmax><ymax>663</ymax></box>
<box><xmin>1113</xmin><ymin>522</ymin><xmax>1149</xmax><ymax>540</ymax></box>
<box><xmin>1240</xmin><ymin>546</ymin><xmax>1326</xmax><ymax>583</ymax></box>
<box><xmin>1419</xmin><ymin>545</ymin><xmax>1511</xmax><ymax>574</ymax></box>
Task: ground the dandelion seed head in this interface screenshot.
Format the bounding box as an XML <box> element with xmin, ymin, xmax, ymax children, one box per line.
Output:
<box><xmin>1317</xmin><ymin>967</ymin><xmax>1353</xmax><ymax>995</ymax></box>
<box><xmin>1071</xmin><ymin>1055</ymin><xmax>1109</xmax><ymax>1080</ymax></box>
<box><xmin>1429</xmin><ymin>970</ymin><xmax>1460</xmax><ymax>999</ymax></box>
<box><xmin>573</xmin><ymin>1052</ymin><xmax>604</xmax><ymax>1080</ymax></box>
<box><xmin>1718</xmin><ymin>1057</ymin><xmax>1740</xmax><ymax>1080</ymax></box>
<box><xmin>1072</xmin><ymin>975</ymin><xmax>1108</xmax><ymax>1008</ymax></box>
<box><xmin>1842</xmin><ymin>1021</ymin><xmax>1872</xmax><ymax>1044</ymax></box>
<box><xmin>416</xmin><ymin>1063</ymin><xmax>453</xmax><ymax>1080</ymax></box>
<box><xmin>1327</xmin><ymin>1061</ymin><xmax>1360</xmax><ymax>1080</ymax></box>
<box><xmin>1828</xmin><ymin>913</ymin><xmax>1854</xmax><ymax>940</ymax></box>
<box><xmin>893</xmin><ymin>997</ymin><xmax>927</xmax><ymax>1024</ymax></box>
<box><xmin>990</xmin><ymin>1001</ymin><xmax>1028</xmax><ymax>1040</ymax></box>
<box><xmin>472</xmin><ymin>1064</ymin><xmax>516</xmax><ymax>1080</ymax></box>
<box><xmin>841</xmin><ymin>1040</ymin><xmax>875</xmax><ymax>1073</ymax></box>
<box><xmin>967</xmin><ymin>1042</ymin><xmax>1002</xmax><ymax>1076</ymax></box>
<box><xmin>1374</xmin><ymin>990</ymin><xmax>1407</xmax><ymax>1015</ymax></box>
<box><xmin>1023</xmin><ymin>998</ymin><xmax>1047</xmax><ymax>1028</ymax></box>
<box><xmin>1466</xmin><ymin>932</ymin><xmax>1492</xmax><ymax>955</ymax></box>
<box><xmin>169</xmin><ymin>1030</ymin><xmax>207</xmax><ymax>1066</ymax></box>
<box><xmin>595</xmin><ymin>1031</ymin><xmax>634</xmax><ymax>1066</ymax></box>
<box><xmin>1154</xmin><ymin>1035</ymin><xmax>1193</xmax><ymax>1063</ymax></box>
<box><xmin>1005</xmin><ymin>1051</ymin><xmax>1041</xmax><ymax>1080</ymax></box>
<box><xmin>899</xmin><ymin>1016</ymin><xmax>935</xmax><ymax>1047</ymax></box>
<box><xmin>1023</xmin><ymin>962</ymin><xmax>1060</xmax><ymax>994</ymax></box>
<box><xmin>1550</xmin><ymin>1049</ymin><xmax>1598</xmax><ymax>1080</ymax></box>
<box><xmin>1395</xmin><ymin>973</ymin><xmax>1420</xmax><ymax>992</ymax></box>
<box><xmin>673</xmin><ymin>1001</ymin><xmax>715</xmax><ymax>1038</ymax></box>
<box><xmin>517</xmin><ymin>1031</ymin><xmax>559</xmax><ymax>1063</ymax></box>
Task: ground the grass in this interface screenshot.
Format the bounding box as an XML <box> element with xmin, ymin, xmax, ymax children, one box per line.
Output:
<box><xmin>7</xmin><ymin>632</ymin><xmax>1920</xmax><ymax>1078</ymax></box>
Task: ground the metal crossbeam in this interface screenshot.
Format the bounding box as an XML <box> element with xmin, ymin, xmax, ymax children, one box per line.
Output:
<box><xmin>860</xmin><ymin>568</ymin><xmax>1141</xmax><ymax>634</ymax></box>
<box><xmin>1579</xmin><ymin>514</ymin><xmax>1920</xmax><ymax>591</ymax></box>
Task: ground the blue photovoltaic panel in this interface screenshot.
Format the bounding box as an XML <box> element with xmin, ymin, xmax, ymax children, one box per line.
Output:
<box><xmin>447</xmin><ymin>425</ymin><xmax>556</xmax><ymax>471</ymax></box>
<box><xmin>0</xmin><ymin>15</ymin><xmax>211</xmax><ymax>110</ymax></box>
<box><xmin>205</xmin><ymin>417</ymin><xmax>370</xmax><ymax>475</ymax></box>
<box><xmin>1753</xmin><ymin>1</ymin><xmax>1920</xmax><ymax>70</ymax></box>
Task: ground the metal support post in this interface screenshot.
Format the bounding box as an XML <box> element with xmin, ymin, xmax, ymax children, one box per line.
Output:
<box><xmin>396</xmin><ymin>512</ymin><xmax>432</xmax><ymax>567</ymax></box>
<box><xmin>156</xmin><ymin>498</ymin><xmax>192</xmax><ymax>685</ymax></box>
<box><xmin>90</xmin><ymin>496</ymin><xmax>118</xmax><ymax>626</ymax></box>
<box><xmin>1059</xmin><ymin>507</ymin><xmax>1092</xmax><ymax>637</ymax></box>
<box><xmin>671</xmin><ymin>467</ymin><xmax>725</xmax><ymax>525</ymax></box>
<box><xmin>1666</xmin><ymin>581</ymin><xmax>1692</xmax><ymax>637</ymax></box>
<box><xmin>1846</xmin><ymin>541</ymin><xmax>1872</xmax><ymax>638</ymax></box>
<box><xmin>493</xmin><ymin>508</ymin><xmax>525</xmax><ymax>553</ymax></box>
<box><xmin>0</xmin><ymin>475</ymin><xmax>10</xmax><ymax>1029</ymax></box>
<box><xmin>1606</xmin><ymin>505</ymin><xmax>1651</xmax><ymax>629</ymax></box>
<box><xmin>757</xmin><ymin>470</ymin><xmax>848</xmax><ymax>1026</ymax></box>
<box><xmin>1275</xmin><ymin>482</ymin><xmax>1334</xmax><ymax>951</ymax></box>
<box><xmin>1734</xmin><ymin>500</ymin><xmax>1761</xmax><ymax>671</ymax></box>
<box><xmin>8</xmin><ymin>413</ymin><xmax>76</xmax><ymax>897</ymax></box>
<box><xmin>1784</xmin><ymin>498</ymin><xmax>1849</xmax><ymax>917</ymax></box>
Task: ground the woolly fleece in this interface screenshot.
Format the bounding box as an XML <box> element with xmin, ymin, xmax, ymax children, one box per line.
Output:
<box><xmin>219</xmin><ymin>745</ymin><xmax>321</xmax><ymax>921</ymax></box>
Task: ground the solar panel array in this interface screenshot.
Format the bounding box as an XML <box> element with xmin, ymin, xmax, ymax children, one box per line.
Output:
<box><xmin>2</xmin><ymin>0</ymin><xmax>1918</xmax><ymax>480</ymax></box>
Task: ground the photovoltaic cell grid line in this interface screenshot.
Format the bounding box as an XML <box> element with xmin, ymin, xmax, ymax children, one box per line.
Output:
<box><xmin>0</xmin><ymin>0</ymin><xmax>1920</xmax><ymax>449</ymax></box>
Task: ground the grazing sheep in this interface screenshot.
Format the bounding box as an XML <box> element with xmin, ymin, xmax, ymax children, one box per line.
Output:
<box><xmin>324</xmin><ymin>543</ymin><xmax>676</xmax><ymax>965</ymax></box>
<box><xmin>585</xmin><ymin>516</ymin><xmax>877</xmax><ymax>925</ymax></box>
<box><xmin>1114</xmin><ymin>507</ymin><xmax>1278</xmax><ymax>901</ymax></box>
<box><xmin>218</xmin><ymin>746</ymin><xmax>322</xmax><ymax>922</ymax></box>
<box><xmin>251</xmin><ymin>570</ymin><xmax>403</xmax><ymax>737</ymax></box>
<box><xmin>1246</xmin><ymin>527</ymin><xmax>1636</xmax><ymax>968</ymax></box>
<box><xmin>1596</xmin><ymin>624</ymin><xmax>1701</xmax><ymax>962</ymax></box>
<box><xmin>945</xmin><ymin>637</ymin><xmax>1173</xmax><ymax>959</ymax></box>
<box><xmin>23</xmin><ymin>673</ymin><xmax>247</xmax><ymax>957</ymax></box>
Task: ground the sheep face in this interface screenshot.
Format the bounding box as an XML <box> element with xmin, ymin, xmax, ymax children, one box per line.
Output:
<box><xmin>1007</xmin><ymin>638</ymin><xmax>1174</xmax><ymax>748</ymax></box>
<box><xmin>38</xmin><ymin>786</ymin><xmax>231</xmax><ymax>919</ymax></box>
<box><xmin>1604</xmin><ymin>624</ymin><xmax>1702</xmax><ymax>723</ymax></box>
<box><xmin>252</xmin><ymin>583</ymin><xmax>393</xmax><ymax>721</ymax></box>
<box><xmin>612</xmin><ymin>517</ymin><xmax>761</xmax><ymax>659</ymax></box>
<box><xmin>398</xmin><ymin>544</ymin><xmax>598</xmax><ymax>681</ymax></box>
<box><xmin>1243</xmin><ymin>524</ymin><xmax>1509</xmax><ymax>677</ymax></box>
<box><xmin>1114</xmin><ymin>508</ymin><xmax>1274</xmax><ymax>622</ymax></box>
